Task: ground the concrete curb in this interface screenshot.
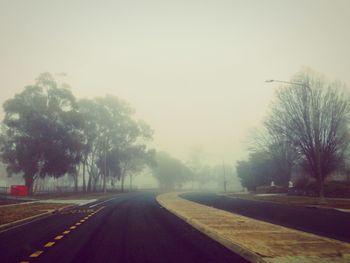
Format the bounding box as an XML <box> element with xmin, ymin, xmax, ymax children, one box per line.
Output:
<box><xmin>156</xmin><ymin>194</ymin><xmax>267</xmax><ymax>263</ymax></box>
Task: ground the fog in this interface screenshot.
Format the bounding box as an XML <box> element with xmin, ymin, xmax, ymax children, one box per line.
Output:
<box><xmin>1</xmin><ymin>0</ymin><xmax>350</xmax><ymax>171</ymax></box>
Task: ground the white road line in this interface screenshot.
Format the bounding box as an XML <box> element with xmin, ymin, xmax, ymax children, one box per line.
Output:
<box><xmin>89</xmin><ymin>197</ymin><xmax>117</xmax><ymax>208</ymax></box>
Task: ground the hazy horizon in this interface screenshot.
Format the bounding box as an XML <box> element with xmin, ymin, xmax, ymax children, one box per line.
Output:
<box><xmin>1</xmin><ymin>0</ymin><xmax>350</xmax><ymax>165</ymax></box>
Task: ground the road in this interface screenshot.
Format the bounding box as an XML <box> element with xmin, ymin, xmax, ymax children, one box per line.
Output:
<box><xmin>183</xmin><ymin>192</ymin><xmax>350</xmax><ymax>243</ymax></box>
<box><xmin>0</xmin><ymin>192</ymin><xmax>248</xmax><ymax>263</ymax></box>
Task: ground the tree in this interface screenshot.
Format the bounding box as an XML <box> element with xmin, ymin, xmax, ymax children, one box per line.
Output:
<box><xmin>152</xmin><ymin>152</ymin><xmax>192</xmax><ymax>190</ymax></box>
<box><xmin>0</xmin><ymin>73</ymin><xmax>83</xmax><ymax>194</ymax></box>
<box><xmin>340</xmin><ymin>146</ymin><xmax>350</xmax><ymax>182</ymax></box>
<box><xmin>78</xmin><ymin>95</ymin><xmax>154</xmax><ymax>192</ymax></box>
<box><xmin>250</xmin><ymin>128</ymin><xmax>297</xmax><ymax>186</ymax></box>
<box><xmin>187</xmin><ymin>147</ymin><xmax>206</xmax><ymax>189</ymax></box>
<box><xmin>236</xmin><ymin>160</ymin><xmax>253</xmax><ymax>191</ymax></box>
<box><xmin>236</xmin><ymin>151</ymin><xmax>273</xmax><ymax>191</ymax></box>
<box><xmin>266</xmin><ymin>70</ymin><xmax>350</xmax><ymax>199</ymax></box>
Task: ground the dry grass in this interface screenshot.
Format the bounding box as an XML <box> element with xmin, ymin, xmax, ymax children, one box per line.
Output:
<box><xmin>0</xmin><ymin>202</ymin><xmax>69</xmax><ymax>225</ymax></box>
<box><xmin>0</xmin><ymin>199</ymin><xmax>26</xmax><ymax>206</ymax></box>
<box><xmin>225</xmin><ymin>193</ymin><xmax>350</xmax><ymax>209</ymax></box>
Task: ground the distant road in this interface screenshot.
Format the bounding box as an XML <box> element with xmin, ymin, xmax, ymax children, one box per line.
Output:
<box><xmin>182</xmin><ymin>192</ymin><xmax>350</xmax><ymax>243</ymax></box>
<box><xmin>0</xmin><ymin>192</ymin><xmax>248</xmax><ymax>263</ymax></box>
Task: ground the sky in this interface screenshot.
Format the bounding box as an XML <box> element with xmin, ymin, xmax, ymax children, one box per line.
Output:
<box><xmin>1</xmin><ymin>0</ymin><xmax>350</xmax><ymax>165</ymax></box>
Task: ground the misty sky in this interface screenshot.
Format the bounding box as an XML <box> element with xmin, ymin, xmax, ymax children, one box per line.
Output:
<box><xmin>1</xmin><ymin>0</ymin><xmax>350</xmax><ymax>165</ymax></box>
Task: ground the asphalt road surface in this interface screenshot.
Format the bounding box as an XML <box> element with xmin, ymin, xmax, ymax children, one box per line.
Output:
<box><xmin>0</xmin><ymin>192</ymin><xmax>248</xmax><ymax>263</ymax></box>
<box><xmin>183</xmin><ymin>192</ymin><xmax>350</xmax><ymax>243</ymax></box>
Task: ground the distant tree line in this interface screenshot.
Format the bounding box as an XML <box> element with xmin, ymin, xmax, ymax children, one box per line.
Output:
<box><xmin>152</xmin><ymin>149</ymin><xmax>240</xmax><ymax>192</ymax></box>
<box><xmin>0</xmin><ymin>73</ymin><xmax>155</xmax><ymax>194</ymax></box>
<box><xmin>236</xmin><ymin>69</ymin><xmax>350</xmax><ymax>199</ymax></box>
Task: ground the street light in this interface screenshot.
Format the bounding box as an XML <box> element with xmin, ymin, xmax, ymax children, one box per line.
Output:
<box><xmin>265</xmin><ymin>78</ymin><xmax>323</xmax><ymax>201</ymax></box>
<box><xmin>265</xmin><ymin>79</ymin><xmax>311</xmax><ymax>92</ymax></box>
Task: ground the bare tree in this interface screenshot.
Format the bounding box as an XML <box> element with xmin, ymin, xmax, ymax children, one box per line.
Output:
<box><xmin>266</xmin><ymin>71</ymin><xmax>350</xmax><ymax>200</ymax></box>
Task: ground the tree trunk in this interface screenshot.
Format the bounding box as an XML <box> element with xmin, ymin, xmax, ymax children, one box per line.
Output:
<box><xmin>82</xmin><ymin>161</ymin><xmax>86</xmax><ymax>192</ymax></box>
<box><xmin>121</xmin><ymin>175</ymin><xmax>125</xmax><ymax>192</ymax></box>
<box><xmin>318</xmin><ymin>176</ymin><xmax>327</xmax><ymax>204</ymax></box>
<box><xmin>74</xmin><ymin>173</ymin><xmax>78</xmax><ymax>193</ymax></box>
<box><xmin>129</xmin><ymin>174</ymin><xmax>133</xmax><ymax>190</ymax></box>
<box><xmin>25</xmin><ymin>175</ymin><xmax>34</xmax><ymax>195</ymax></box>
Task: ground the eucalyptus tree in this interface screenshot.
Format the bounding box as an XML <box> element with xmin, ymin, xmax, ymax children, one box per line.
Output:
<box><xmin>0</xmin><ymin>73</ymin><xmax>83</xmax><ymax>194</ymax></box>
<box><xmin>78</xmin><ymin>95</ymin><xmax>154</xmax><ymax>192</ymax></box>
<box><xmin>266</xmin><ymin>70</ymin><xmax>350</xmax><ymax>199</ymax></box>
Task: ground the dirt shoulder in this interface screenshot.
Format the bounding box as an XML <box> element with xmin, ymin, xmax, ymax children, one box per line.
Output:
<box><xmin>157</xmin><ymin>192</ymin><xmax>350</xmax><ymax>263</ymax></box>
<box><xmin>221</xmin><ymin>193</ymin><xmax>350</xmax><ymax>210</ymax></box>
<box><xmin>0</xmin><ymin>202</ymin><xmax>70</xmax><ymax>225</ymax></box>
<box><xmin>0</xmin><ymin>191</ymin><xmax>126</xmax><ymax>226</ymax></box>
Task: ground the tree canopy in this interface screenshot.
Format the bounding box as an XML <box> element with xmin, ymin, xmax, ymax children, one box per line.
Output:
<box><xmin>0</xmin><ymin>73</ymin><xmax>83</xmax><ymax>193</ymax></box>
<box><xmin>0</xmin><ymin>73</ymin><xmax>154</xmax><ymax>194</ymax></box>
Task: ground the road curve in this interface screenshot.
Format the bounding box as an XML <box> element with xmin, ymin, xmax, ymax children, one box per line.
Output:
<box><xmin>0</xmin><ymin>192</ymin><xmax>248</xmax><ymax>263</ymax></box>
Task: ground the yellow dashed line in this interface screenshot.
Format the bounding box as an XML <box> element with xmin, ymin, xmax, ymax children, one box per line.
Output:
<box><xmin>29</xmin><ymin>251</ymin><xmax>43</xmax><ymax>258</ymax></box>
<box><xmin>22</xmin><ymin>207</ymin><xmax>108</xmax><ymax>262</ymax></box>
<box><xmin>44</xmin><ymin>242</ymin><xmax>55</xmax><ymax>248</ymax></box>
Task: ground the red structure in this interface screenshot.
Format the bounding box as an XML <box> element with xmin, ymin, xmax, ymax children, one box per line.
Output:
<box><xmin>10</xmin><ymin>185</ymin><xmax>28</xmax><ymax>197</ymax></box>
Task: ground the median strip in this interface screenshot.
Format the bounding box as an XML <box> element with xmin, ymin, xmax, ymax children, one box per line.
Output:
<box><xmin>157</xmin><ymin>192</ymin><xmax>350</xmax><ymax>263</ymax></box>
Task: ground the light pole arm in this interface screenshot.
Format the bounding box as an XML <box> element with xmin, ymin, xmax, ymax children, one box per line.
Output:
<box><xmin>265</xmin><ymin>79</ymin><xmax>312</xmax><ymax>92</ymax></box>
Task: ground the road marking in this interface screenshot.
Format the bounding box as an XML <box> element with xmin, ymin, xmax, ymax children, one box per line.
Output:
<box><xmin>54</xmin><ymin>235</ymin><xmax>64</xmax><ymax>240</ymax></box>
<box><xmin>80</xmin><ymin>220</ymin><xmax>85</xmax><ymax>223</ymax></box>
<box><xmin>20</xmin><ymin>261</ymin><xmax>29</xmax><ymax>263</ymax></box>
<box><xmin>84</xmin><ymin>217</ymin><xmax>89</xmax><ymax>220</ymax></box>
<box><xmin>89</xmin><ymin>197</ymin><xmax>117</xmax><ymax>208</ymax></box>
<box><xmin>44</xmin><ymin>242</ymin><xmax>55</xmax><ymax>247</ymax></box>
<box><xmin>63</xmin><ymin>230</ymin><xmax>70</xmax><ymax>234</ymax></box>
<box><xmin>29</xmin><ymin>251</ymin><xmax>43</xmax><ymax>258</ymax></box>
<box><xmin>70</xmin><ymin>226</ymin><xmax>77</xmax><ymax>230</ymax></box>
<box><xmin>75</xmin><ymin>222</ymin><xmax>81</xmax><ymax>226</ymax></box>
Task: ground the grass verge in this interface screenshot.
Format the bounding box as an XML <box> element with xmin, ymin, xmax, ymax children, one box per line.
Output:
<box><xmin>0</xmin><ymin>202</ymin><xmax>69</xmax><ymax>225</ymax></box>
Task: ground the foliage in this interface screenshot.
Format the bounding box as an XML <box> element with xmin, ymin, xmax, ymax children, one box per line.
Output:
<box><xmin>236</xmin><ymin>151</ymin><xmax>272</xmax><ymax>191</ymax></box>
<box><xmin>0</xmin><ymin>73</ymin><xmax>154</xmax><ymax>194</ymax></box>
<box><xmin>151</xmin><ymin>152</ymin><xmax>192</xmax><ymax>190</ymax></box>
<box><xmin>0</xmin><ymin>73</ymin><xmax>83</xmax><ymax>193</ymax></box>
